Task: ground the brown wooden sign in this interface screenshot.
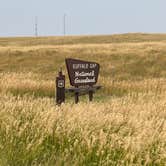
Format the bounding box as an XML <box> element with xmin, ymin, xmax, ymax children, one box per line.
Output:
<box><xmin>65</xmin><ymin>58</ymin><xmax>100</xmax><ymax>87</ymax></box>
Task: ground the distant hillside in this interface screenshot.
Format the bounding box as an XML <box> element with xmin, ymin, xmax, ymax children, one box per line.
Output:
<box><xmin>0</xmin><ymin>33</ymin><xmax>166</xmax><ymax>46</ymax></box>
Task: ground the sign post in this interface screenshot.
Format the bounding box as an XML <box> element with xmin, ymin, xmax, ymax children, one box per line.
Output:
<box><xmin>56</xmin><ymin>69</ymin><xmax>65</xmax><ymax>105</ymax></box>
<box><xmin>75</xmin><ymin>91</ymin><xmax>79</xmax><ymax>104</ymax></box>
<box><xmin>89</xmin><ymin>89</ymin><xmax>93</xmax><ymax>102</ymax></box>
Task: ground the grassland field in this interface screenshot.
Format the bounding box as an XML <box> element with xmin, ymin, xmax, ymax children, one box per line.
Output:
<box><xmin>0</xmin><ymin>33</ymin><xmax>166</xmax><ymax>166</ymax></box>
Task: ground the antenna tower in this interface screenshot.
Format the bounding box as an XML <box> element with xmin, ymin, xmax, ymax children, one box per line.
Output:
<box><xmin>35</xmin><ymin>16</ymin><xmax>38</xmax><ymax>37</ymax></box>
<box><xmin>63</xmin><ymin>14</ymin><xmax>66</xmax><ymax>36</ymax></box>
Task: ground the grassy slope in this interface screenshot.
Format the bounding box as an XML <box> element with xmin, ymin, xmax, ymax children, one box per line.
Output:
<box><xmin>0</xmin><ymin>33</ymin><xmax>166</xmax><ymax>77</ymax></box>
<box><xmin>1</xmin><ymin>33</ymin><xmax>166</xmax><ymax>46</ymax></box>
<box><xmin>0</xmin><ymin>33</ymin><xmax>166</xmax><ymax>97</ymax></box>
<box><xmin>0</xmin><ymin>34</ymin><xmax>166</xmax><ymax>165</ymax></box>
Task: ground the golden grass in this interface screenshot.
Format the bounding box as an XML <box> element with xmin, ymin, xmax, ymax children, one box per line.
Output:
<box><xmin>0</xmin><ymin>91</ymin><xmax>165</xmax><ymax>165</ymax></box>
<box><xmin>0</xmin><ymin>34</ymin><xmax>166</xmax><ymax>165</ymax></box>
<box><xmin>0</xmin><ymin>41</ymin><xmax>166</xmax><ymax>54</ymax></box>
<box><xmin>0</xmin><ymin>72</ymin><xmax>165</xmax><ymax>97</ymax></box>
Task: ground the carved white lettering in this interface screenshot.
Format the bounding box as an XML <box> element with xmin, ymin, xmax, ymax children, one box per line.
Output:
<box><xmin>74</xmin><ymin>77</ymin><xmax>96</xmax><ymax>84</ymax></box>
<box><xmin>75</xmin><ymin>71</ymin><xmax>94</xmax><ymax>77</ymax></box>
<box><xmin>73</xmin><ymin>64</ymin><xmax>89</xmax><ymax>69</ymax></box>
<box><xmin>90</xmin><ymin>63</ymin><xmax>97</xmax><ymax>69</ymax></box>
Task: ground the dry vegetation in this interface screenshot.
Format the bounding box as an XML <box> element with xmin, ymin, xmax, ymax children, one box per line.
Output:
<box><xmin>0</xmin><ymin>34</ymin><xmax>166</xmax><ymax>165</ymax></box>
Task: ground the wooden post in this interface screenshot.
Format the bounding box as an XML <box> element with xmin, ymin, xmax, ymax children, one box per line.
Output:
<box><xmin>89</xmin><ymin>90</ymin><xmax>93</xmax><ymax>102</ymax></box>
<box><xmin>56</xmin><ymin>69</ymin><xmax>65</xmax><ymax>105</ymax></box>
<box><xmin>75</xmin><ymin>92</ymin><xmax>79</xmax><ymax>104</ymax></box>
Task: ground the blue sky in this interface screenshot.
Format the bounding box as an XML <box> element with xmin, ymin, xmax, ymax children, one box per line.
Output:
<box><xmin>0</xmin><ymin>0</ymin><xmax>166</xmax><ymax>37</ymax></box>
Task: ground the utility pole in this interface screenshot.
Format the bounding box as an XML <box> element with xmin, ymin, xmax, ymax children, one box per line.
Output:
<box><xmin>63</xmin><ymin>14</ymin><xmax>66</xmax><ymax>36</ymax></box>
<box><xmin>35</xmin><ymin>16</ymin><xmax>38</xmax><ymax>37</ymax></box>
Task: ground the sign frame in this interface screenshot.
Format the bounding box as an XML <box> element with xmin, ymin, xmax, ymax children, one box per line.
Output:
<box><xmin>65</xmin><ymin>58</ymin><xmax>100</xmax><ymax>87</ymax></box>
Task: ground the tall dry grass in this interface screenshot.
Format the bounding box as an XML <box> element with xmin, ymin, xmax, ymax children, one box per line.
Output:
<box><xmin>0</xmin><ymin>91</ymin><xmax>165</xmax><ymax>165</ymax></box>
<box><xmin>0</xmin><ymin>72</ymin><xmax>165</xmax><ymax>98</ymax></box>
<box><xmin>0</xmin><ymin>34</ymin><xmax>166</xmax><ymax>165</ymax></box>
<box><xmin>0</xmin><ymin>72</ymin><xmax>166</xmax><ymax>165</ymax></box>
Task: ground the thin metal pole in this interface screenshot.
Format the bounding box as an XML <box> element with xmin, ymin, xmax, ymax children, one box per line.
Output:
<box><xmin>35</xmin><ymin>16</ymin><xmax>38</xmax><ymax>37</ymax></box>
<box><xmin>63</xmin><ymin>14</ymin><xmax>66</xmax><ymax>36</ymax></box>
